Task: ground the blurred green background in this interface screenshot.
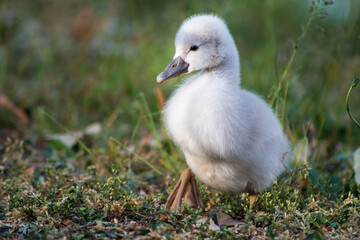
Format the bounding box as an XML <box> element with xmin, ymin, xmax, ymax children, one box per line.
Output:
<box><xmin>0</xmin><ymin>0</ymin><xmax>359</xmax><ymax>155</ymax></box>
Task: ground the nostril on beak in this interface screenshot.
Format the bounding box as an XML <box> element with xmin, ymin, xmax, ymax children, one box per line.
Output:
<box><xmin>172</xmin><ymin>63</ymin><xmax>177</xmax><ymax>68</ymax></box>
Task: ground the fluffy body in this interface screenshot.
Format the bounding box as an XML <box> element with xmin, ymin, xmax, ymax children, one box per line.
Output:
<box><xmin>163</xmin><ymin>14</ymin><xmax>290</xmax><ymax>194</ymax></box>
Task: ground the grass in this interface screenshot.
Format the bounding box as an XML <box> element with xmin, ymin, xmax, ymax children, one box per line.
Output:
<box><xmin>1</xmin><ymin>0</ymin><xmax>360</xmax><ymax>239</ymax></box>
<box><xmin>346</xmin><ymin>77</ymin><xmax>360</xmax><ymax>129</ymax></box>
<box><xmin>1</xmin><ymin>139</ymin><xmax>359</xmax><ymax>239</ymax></box>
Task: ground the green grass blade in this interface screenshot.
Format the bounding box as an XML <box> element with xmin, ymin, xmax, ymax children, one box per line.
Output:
<box><xmin>346</xmin><ymin>77</ymin><xmax>360</xmax><ymax>129</ymax></box>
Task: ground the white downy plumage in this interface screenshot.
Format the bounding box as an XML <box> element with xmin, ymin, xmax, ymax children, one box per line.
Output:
<box><xmin>157</xmin><ymin>14</ymin><xmax>290</xmax><ymax>196</ymax></box>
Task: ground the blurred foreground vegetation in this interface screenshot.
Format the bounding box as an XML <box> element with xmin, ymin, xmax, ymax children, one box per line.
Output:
<box><xmin>1</xmin><ymin>0</ymin><xmax>360</xmax><ymax>239</ymax></box>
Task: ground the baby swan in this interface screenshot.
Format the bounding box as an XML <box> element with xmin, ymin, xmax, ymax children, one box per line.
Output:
<box><xmin>157</xmin><ymin>14</ymin><xmax>290</xmax><ymax>211</ymax></box>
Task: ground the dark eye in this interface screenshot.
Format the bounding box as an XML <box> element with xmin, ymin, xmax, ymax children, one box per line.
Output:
<box><xmin>190</xmin><ymin>45</ymin><xmax>199</xmax><ymax>51</ymax></box>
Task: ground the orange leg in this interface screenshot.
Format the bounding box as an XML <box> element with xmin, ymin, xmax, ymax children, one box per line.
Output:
<box><xmin>165</xmin><ymin>168</ymin><xmax>204</xmax><ymax>211</ymax></box>
<box><xmin>249</xmin><ymin>194</ymin><xmax>257</xmax><ymax>207</ymax></box>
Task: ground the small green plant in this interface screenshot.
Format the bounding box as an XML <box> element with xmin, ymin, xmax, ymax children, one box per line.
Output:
<box><xmin>271</xmin><ymin>0</ymin><xmax>334</xmax><ymax>123</ymax></box>
<box><xmin>23</xmin><ymin>206</ymin><xmax>37</xmax><ymax>222</ymax></box>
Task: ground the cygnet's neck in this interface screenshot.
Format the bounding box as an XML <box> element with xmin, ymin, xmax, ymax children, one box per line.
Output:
<box><xmin>205</xmin><ymin>44</ymin><xmax>241</xmax><ymax>87</ymax></box>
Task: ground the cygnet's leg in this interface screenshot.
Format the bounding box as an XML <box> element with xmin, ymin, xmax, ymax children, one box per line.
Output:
<box><xmin>249</xmin><ymin>193</ymin><xmax>257</xmax><ymax>207</ymax></box>
<box><xmin>165</xmin><ymin>168</ymin><xmax>204</xmax><ymax>211</ymax></box>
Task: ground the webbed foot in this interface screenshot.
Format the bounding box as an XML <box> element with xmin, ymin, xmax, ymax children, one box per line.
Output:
<box><xmin>165</xmin><ymin>168</ymin><xmax>204</xmax><ymax>211</ymax></box>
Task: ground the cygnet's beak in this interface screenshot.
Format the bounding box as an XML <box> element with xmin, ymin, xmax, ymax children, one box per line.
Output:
<box><xmin>157</xmin><ymin>56</ymin><xmax>189</xmax><ymax>83</ymax></box>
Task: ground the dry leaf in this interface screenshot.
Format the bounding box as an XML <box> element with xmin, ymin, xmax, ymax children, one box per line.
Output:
<box><xmin>255</xmin><ymin>211</ymin><xmax>264</xmax><ymax>217</ymax></box>
<box><xmin>25</xmin><ymin>167</ymin><xmax>35</xmax><ymax>176</ymax></box>
<box><xmin>126</xmin><ymin>221</ymin><xmax>137</xmax><ymax>231</ymax></box>
<box><xmin>62</xmin><ymin>220</ymin><xmax>73</xmax><ymax>226</ymax></box>
<box><xmin>196</xmin><ymin>217</ymin><xmax>220</xmax><ymax>231</ymax></box>
<box><xmin>300</xmin><ymin>177</ymin><xmax>309</xmax><ymax>191</ymax></box>
<box><xmin>0</xmin><ymin>93</ymin><xmax>29</xmax><ymax>125</ymax></box>
<box><xmin>204</xmin><ymin>202</ymin><xmax>212</xmax><ymax>211</ymax></box>
<box><xmin>155</xmin><ymin>87</ymin><xmax>165</xmax><ymax>110</ymax></box>
<box><xmin>140</xmin><ymin>133</ymin><xmax>152</xmax><ymax>146</ymax></box>
<box><xmin>47</xmin><ymin>122</ymin><xmax>101</xmax><ymax>148</ymax></box>
<box><xmin>71</xmin><ymin>7</ymin><xmax>100</xmax><ymax>42</ymax></box>
<box><xmin>47</xmin><ymin>132</ymin><xmax>83</xmax><ymax>148</ymax></box>
<box><xmin>208</xmin><ymin>219</ymin><xmax>221</xmax><ymax>231</ymax></box>
<box><xmin>216</xmin><ymin>211</ymin><xmax>245</xmax><ymax>227</ymax></box>
<box><xmin>84</xmin><ymin>122</ymin><xmax>101</xmax><ymax>135</ymax></box>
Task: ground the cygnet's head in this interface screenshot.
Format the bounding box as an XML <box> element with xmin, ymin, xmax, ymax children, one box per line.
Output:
<box><xmin>157</xmin><ymin>14</ymin><xmax>239</xmax><ymax>83</ymax></box>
